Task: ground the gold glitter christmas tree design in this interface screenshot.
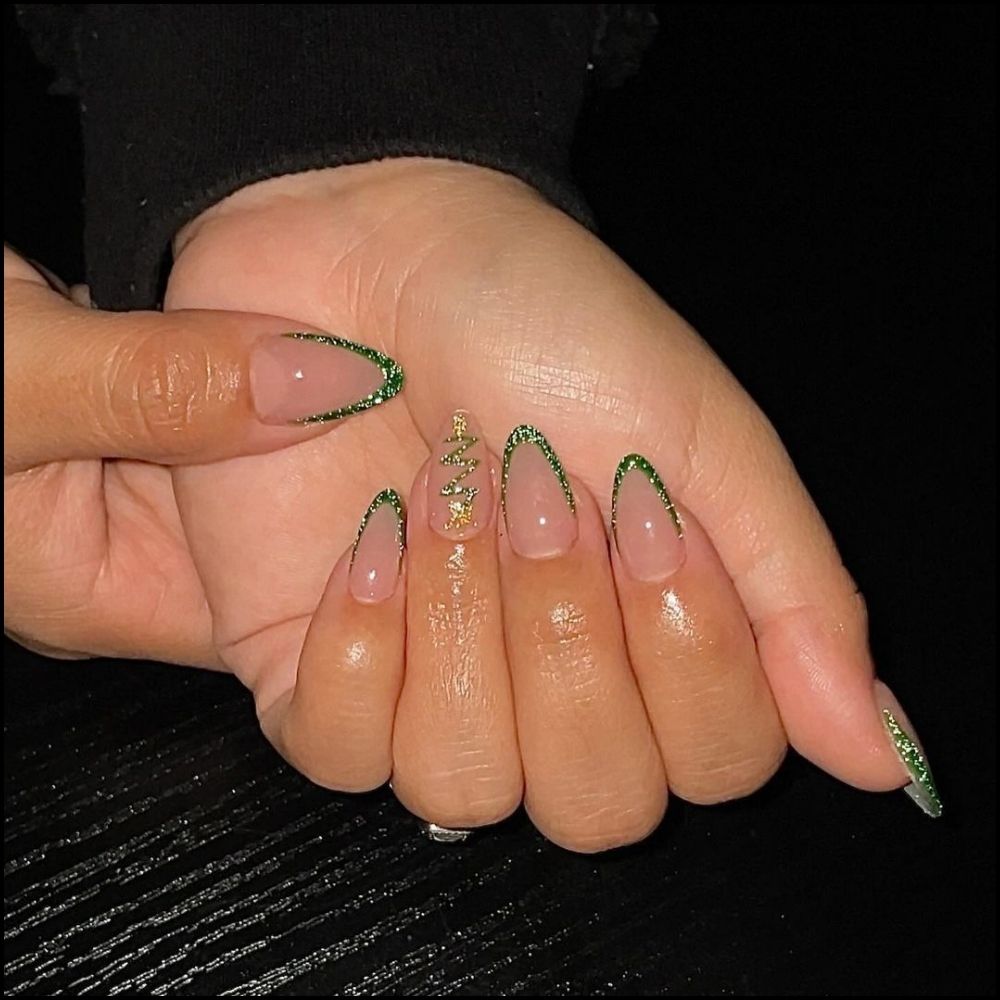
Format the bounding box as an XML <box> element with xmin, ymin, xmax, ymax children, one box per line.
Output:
<box><xmin>440</xmin><ymin>412</ymin><xmax>480</xmax><ymax>530</ymax></box>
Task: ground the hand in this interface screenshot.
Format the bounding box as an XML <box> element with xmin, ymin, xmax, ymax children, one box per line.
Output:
<box><xmin>3</xmin><ymin>246</ymin><xmax>402</xmax><ymax>663</ymax></box>
<box><xmin>163</xmin><ymin>160</ymin><xmax>937</xmax><ymax>849</ymax></box>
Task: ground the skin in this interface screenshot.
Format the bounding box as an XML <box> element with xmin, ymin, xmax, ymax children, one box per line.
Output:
<box><xmin>498</xmin><ymin>480</ymin><xmax>668</xmax><ymax>851</ymax></box>
<box><xmin>4</xmin><ymin>159</ymin><xmax>914</xmax><ymax>852</ymax></box>
<box><xmin>262</xmin><ymin>551</ymin><xmax>406</xmax><ymax>793</ymax></box>
<box><xmin>392</xmin><ymin>460</ymin><xmax>522</xmax><ymax>829</ymax></box>
<box><xmin>611</xmin><ymin>506</ymin><xmax>786</xmax><ymax>805</ymax></box>
<box><xmin>3</xmin><ymin>250</ymin><xmax>345</xmax><ymax>663</ymax></box>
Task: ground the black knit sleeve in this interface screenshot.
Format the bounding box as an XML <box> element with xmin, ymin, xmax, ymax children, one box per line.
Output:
<box><xmin>17</xmin><ymin>4</ymin><xmax>656</xmax><ymax>310</ymax></box>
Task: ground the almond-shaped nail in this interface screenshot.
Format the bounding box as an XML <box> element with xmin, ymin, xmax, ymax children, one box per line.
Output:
<box><xmin>349</xmin><ymin>489</ymin><xmax>406</xmax><ymax>604</ymax></box>
<box><xmin>611</xmin><ymin>454</ymin><xmax>685</xmax><ymax>582</ymax></box>
<box><xmin>501</xmin><ymin>425</ymin><xmax>576</xmax><ymax>559</ymax></box>
<box><xmin>427</xmin><ymin>410</ymin><xmax>493</xmax><ymax>540</ymax></box>
<box><xmin>251</xmin><ymin>332</ymin><xmax>403</xmax><ymax>425</ymax></box>
<box><xmin>875</xmin><ymin>680</ymin><xmax>943</xmax><ymax>818</ymax></box>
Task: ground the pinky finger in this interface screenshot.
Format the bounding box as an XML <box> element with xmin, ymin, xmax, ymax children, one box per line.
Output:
<box><xmin>260</xmin><ymin>490</ymin><xmax>406</xmax><ymax>791</ymax></box>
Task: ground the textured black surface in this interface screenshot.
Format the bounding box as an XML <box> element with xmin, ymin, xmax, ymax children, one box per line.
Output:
<box><xmin>4</xmin><ymin>6</ymin><xmax>996</xmax><ymax>996</ymax></box>
<box><xmin>4</xmin><ymin>653</ymin><xmax>992</xmax><ymax>996</ymax></box>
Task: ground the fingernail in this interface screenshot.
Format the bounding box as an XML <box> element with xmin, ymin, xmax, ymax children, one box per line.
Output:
<box><xmin>251</xmin><ymin>332</ymin><xmax>404</xmax><ymax>425</ymax></box>
<box><xmin>875</xmin><ymin>680</ymin><xmax>943</xmax><ymax>818</ymax></box>
<box><xmin>420</xmin><ymin>821</ymin><xmax>473</xmax><ymax>844</ymax></box>
<box><xmin>349</xmin><ymin>489</ymin><xmax>406</xmax><ymax>604</ymax></box>
<box><xmin>611</xmin><ymin>454</ymin><xmax>685</xmax><ymax>582</ymax></box>
<box><xmin>501</xmin><ymin>425</ymin><xmax>576</xmax><ymax>559</ymax></box>
<box><xmin>427</xmin><ymin>410</ymin><xmax>493</xmax><ymax>540</ymax></box>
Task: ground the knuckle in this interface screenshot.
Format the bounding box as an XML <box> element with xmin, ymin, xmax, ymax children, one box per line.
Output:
<box><xmin>531</xmin><ymin>603</ymin><xmax>602</xmax><ymax>696</ymax></box>
<box><xmin>104</xmin><ymin>330</ymin><xmax>216</xmax><ymax>455</ymax></box>
<box><xmin>752</xmin><ymin>569</ymin><xmax>869</xmax><ymax>652</ymax></box>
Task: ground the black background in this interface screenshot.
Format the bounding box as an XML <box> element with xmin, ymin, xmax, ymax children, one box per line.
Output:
<box><xmin>4</xmin><ymin>5</ymin><xmax>995</xmax><ymax>996</ymax></box>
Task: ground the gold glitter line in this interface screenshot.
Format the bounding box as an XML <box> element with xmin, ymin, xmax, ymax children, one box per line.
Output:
<box><xmin>440</xmin><ymin>412</ymin><xmax>480</xmax><ymax>531</ymax></box>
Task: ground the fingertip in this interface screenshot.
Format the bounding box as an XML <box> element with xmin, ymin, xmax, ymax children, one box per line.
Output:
<box><xmin>756</xmin><ymin>606</ymin><xmax>913</xmax><ymax>792</ymax></box>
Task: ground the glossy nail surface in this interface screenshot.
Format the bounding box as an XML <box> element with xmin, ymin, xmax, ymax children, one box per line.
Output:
<box><xmin>427</xmin><ymin>410</ymin><xmax>493</xmax><ymax>540</ymax></box>
<box><xmin>251</xmin><ymin>332</ymin><xmax>403</xmax><ymax>425</ymax></box>
<box><xmin>612</xmin><ymin>454</ymin><xmax>685</xmax><ymax>582</ymax></box>
<box><xmin>349</xmin><ymin>489</ymin><xmax>406</xmax><ymax>604</ymax></box>
<box><xmin>876</xmin><ymin>680</ymin><xmax>943</xmax><ymax>818</ymax></box>
<box><xmin>501</xmin><ymin>425</ymin><xmax>577</xmax><ymax>559</ymax></box>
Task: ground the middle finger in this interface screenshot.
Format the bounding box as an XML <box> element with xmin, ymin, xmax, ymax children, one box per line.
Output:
<box><xmin>499</xmin><ymin>425</ymin><xmax>666</xmax><ymax>853</ymax></box>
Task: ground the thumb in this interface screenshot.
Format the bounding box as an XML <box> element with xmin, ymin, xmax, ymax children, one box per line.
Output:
<box><xmin>3</xmin><ymin>251</ymin><xmax>403</xmax><ymax>472</ymax></box>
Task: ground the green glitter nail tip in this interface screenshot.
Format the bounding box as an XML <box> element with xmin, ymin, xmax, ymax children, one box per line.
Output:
<box><xmin>283</xmin><ymin>332</ymin><xmax>405</xmax><ymax>425</ymax></box>
<box><xmin>352</xmin><ymin>488</ymin><xmax>406</xmax><ymax>565</ymax></box>
<box><xmin>501</xmin><ymin>425</ymin><xmax>575</xmax><ymax>514</ymax></box>
<box><xmin>882</xmin><ymin>709</ymin><xmax>943</xmax><ymax>818</ymax></box>
<box><xmin>611</xmin><ymin>453</ymin><xmax>683</xmax><ymax>540</ymax></box>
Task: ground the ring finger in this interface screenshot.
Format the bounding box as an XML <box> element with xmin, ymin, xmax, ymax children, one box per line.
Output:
<box><xmin>610</xmin><ymin>454</ymin><xmax>786</xmax><ymax>803</ymax></box>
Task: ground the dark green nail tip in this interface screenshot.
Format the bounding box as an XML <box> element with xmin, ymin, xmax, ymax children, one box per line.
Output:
<box><xmin>882</xmin><ymin>709</ymin><xmax>943</xmax><ymax>818</ymax></box>
<box><xmin>352</xmin><ymin>488</ymin><xmax>406</xmax><ymax>565</ymax></box>
<box><xmin>611</xmin><ymin>453</ymin><xmax>682</xmax><ymax>540</ymax></box>
<box><xmin>501</xmin><ymin>425</ymin><xmax>575</xmax><ymax>515</ymax></box>
<box><xmin>283</xmin><ymin>332</ymin><xmax>405</xmax><ymax>425</ymax></box>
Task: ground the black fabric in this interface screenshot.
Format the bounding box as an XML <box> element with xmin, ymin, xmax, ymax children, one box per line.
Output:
<box><xmin>17</xmin><ymin>3</ymin><xmax>657</xmax><ymax>310</ymax></box>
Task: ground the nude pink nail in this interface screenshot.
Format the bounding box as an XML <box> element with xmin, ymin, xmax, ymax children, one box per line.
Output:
<box><xmin>427</xmin><ymin>410</ymin><xmax>493</xmax><ymax>540</ymax></box>
<box><xmin>612</xmin><ymin>454</ymin><xmax>685</xmax><ymax>582</ymax></box>
<box><xmin>349</xmin><ymin>490</ymin><xmax>405</xmax><ymax>604</ymax></box>
<box><xmin>501</xmin><ymin>425</ymin><xmax>577</xmax><ymax>559</ymax></box>
<box><xmin>250</xmin><ymin>332</ymin><xmax>403</xmax><ymax>425</ymax></box>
